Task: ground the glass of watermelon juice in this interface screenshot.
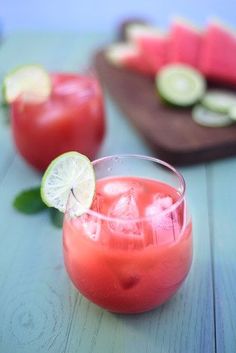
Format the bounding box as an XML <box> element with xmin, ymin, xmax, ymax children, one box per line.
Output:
<box><xmin>63</xmin><ymin>155</ymin><xmax>192</xmax><ymax>313</ymax></box>
<box><xmin>10</xmin><ymin>73</ymin><xmax>105</xmax><ymax>172</ymax></box>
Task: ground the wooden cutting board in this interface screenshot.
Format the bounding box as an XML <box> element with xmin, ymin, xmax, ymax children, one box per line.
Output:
<box><xmin>94</xmin><ymin>23</ymin><xmax>236</xmax><ymax>165</ymax></box>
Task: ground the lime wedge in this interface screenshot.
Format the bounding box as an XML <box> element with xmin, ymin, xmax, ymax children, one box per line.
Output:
<box><xmin>41</xmin><ymin>152</ymin><xmax>95</xmax><ymax>216</ymax></box>
<box><xmin>156</xmin><ymin>64</ymin><xmax>206</xmax><ymax>107</ymax></box>
<box><xmin>3</xmin><ymin>64</ymin><xmax>51</xmax><ymax>103</ymax></box>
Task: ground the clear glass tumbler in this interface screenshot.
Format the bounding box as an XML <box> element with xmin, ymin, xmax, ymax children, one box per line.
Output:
<box><xmin>63</xmin><ymin>155</ymin><xmax>192</xmax><ymax>313</ymax></box>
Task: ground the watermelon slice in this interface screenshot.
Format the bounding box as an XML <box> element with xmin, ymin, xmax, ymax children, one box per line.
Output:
<box><xmin>169</xmin><ymin>18</ymin><xmax>202</xmax><ymax>69</ymax></box>
<box><xmin>126</xmin><ymin>24</ymin><xmax>169</xmax><ymax>75</ymax></box>
<box><xmin>200</xmin><ymin>20</ymin><xmax>236</xmax><ymax>86</ymax></box>
<box><xmin>105</xmin><ymin>42</ymin><xmax>153</xmax><ymax>75</ymax></box>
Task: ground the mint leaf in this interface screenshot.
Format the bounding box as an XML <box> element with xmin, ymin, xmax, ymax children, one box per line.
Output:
<box><xmin>13</xmin><ymin>187</ymin><xmax>64</xmax><ymax>228</ymax></box>
<box><xmin>13</xmin><ymin>187</ymin><xmax>47</xmax><ymax>214</ymax></box>
<box><xmin>49</xmin><ymin>208</ymin><xmax>64</xmax><ymax>228</ymax></box>
<box><xmin>0</xmin><ymin>102</ymin><xmax>9</xmax><ymax>124</ymax></box>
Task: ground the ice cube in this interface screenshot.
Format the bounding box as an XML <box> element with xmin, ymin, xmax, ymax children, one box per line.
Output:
<box><xmin>158</xmin><ymin>196</ymin><xmax>173</xmax><ymax>209</ymax></box>
<box><xmin>103</xmin><ymin>181</ymin><xmax>132</xmax><ymax>196</ymax></box>
<box><xmin>54</xmin><ymin>79</ymin><xmax>92</xmax><ymax>98</ymax></box>
<box><xmin>109</xmin><ymin>262</ymin><xmax>141</xmax><ymax>290</ymax></box>
<box><xmin>54</xmin><ymin>80</ymin><xmax>80</xmax><ymax>95</ymax></box>
<box><xmin>146</xmin><ymin>194</ymin><xmax>173</xmax><ymax>217</ymax></box>
<box><xmin>81</xmin><ymin>215</ymin><xmax>100</xmax><ymax>240</ymax></box>
<box><xmin>146</xmin><ymin>194</ymin><xmax>180</xmax><ymax>244</ymax></box>
<box><xmin>108</xmin><ymin>189</ymin><xmax>142</xmax><ymax>237</ymax></box>
<box><xmin>120</xmin><ymin>274</ymin><xmax>140</xmax><ymax>290</ymax></box>
<box><xmin>80</xmin><ymin>194</ymin><xmax>102</xmax><ymax>241</ymax></box>
<box><xmin>103</xmin><ymin>180</ymin><xmax>143</xmax><ymax>197</ymax></box>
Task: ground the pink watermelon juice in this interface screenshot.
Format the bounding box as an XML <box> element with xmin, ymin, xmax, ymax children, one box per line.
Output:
<box><xmin>63</xmin><ymin>176</ymin><xmax>192</xmax><ymax>313</ymax></box>
<box><xmin>169</xmin><ymin>19</ymin><xmax>202</xmax><ymax>69</ymax></box>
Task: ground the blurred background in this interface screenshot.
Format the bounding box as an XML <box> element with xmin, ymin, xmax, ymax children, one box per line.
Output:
<box><xmin>2</xmin><ymin>0</ymin><xmax>236</xmax><ymax>34</ymax></box>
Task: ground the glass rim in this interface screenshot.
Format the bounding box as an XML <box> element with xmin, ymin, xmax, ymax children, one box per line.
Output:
<box><xmin>13</xmin><ymin>71</ymin><xmax>100</xmax><ymax>104</ymax></box>
<box><xmin>69</xmin><ymin>154</ymin><xmax>186</xmax><ymax>223</ymax></box>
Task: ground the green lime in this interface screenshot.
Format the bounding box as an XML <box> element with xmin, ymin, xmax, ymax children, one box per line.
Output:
<box><xmin>202</xmin><ymin>90</ymin><xmax>236</xmax><ymax>114</ymax></box>
<box><xmin>192</xmin><ymin>105</ymin><xmax>233</xmax><ymax>127</ymax></box>
<box><xmin>3</xmin><ymin>64</ymin><xmax>51</xmax><ymax>103</ymax></box>
<box><xmin>156</xmin><ymin>64</ymin><xmax>206</xmax><ymax>107</ymax></box>
<box><xmin>229</xmin><ymin>105</ymin><xmax>236</xmax><ymax>121</ymax></box>
<box><xmin>41</xmin><ymin>152</ymin><xmax>95</xmax><ymax>216</ymax></box>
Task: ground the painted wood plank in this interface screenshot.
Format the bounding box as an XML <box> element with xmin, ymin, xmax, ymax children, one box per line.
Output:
<box><xmin>0</xmin><ymin>32</ymin><xmax>65</xmax><ymax>72</ymax></box>
<box><xmin>41</xmin><ymin>32</ymin><xmax>113</xmax><ymax>72</ymax></box>
<box><xmin>0</xmin><ymin>117</ymin><xmax>15</xmax><ymax>181</ymax></box>
<box><xmin>99</xmin><ymin>96</ymin><xmax>153</xmax><ymax>157</ymax></box>
<box><xmin>207</xmin><ymin>157</ymin><xmax>236</xmax><ymax>352</ymax></box>
<box><xmin>0</xmin><ymin>157</ymin><xmax>79</xmax><ymax>353</ymax></box>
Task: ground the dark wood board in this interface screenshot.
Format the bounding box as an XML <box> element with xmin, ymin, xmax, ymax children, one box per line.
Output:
<box><xmin>94</xmin><ymin>51</ymin><xmax>236</xmax><ymax>165</ymax></box>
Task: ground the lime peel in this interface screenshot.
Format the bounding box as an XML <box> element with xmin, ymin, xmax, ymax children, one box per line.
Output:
<box><xmin>192</xmin><ymin>105</ymin><xmax>233</xmax><ymax>127</ymax></box>
<box><xmin>3</xmin><ymin>64</ymin><xmax>51</xmax><ymax>104</ymax></box>
<box><xmin>202</xmin><ymin>90</ymin><xmax>236</xmax><ymax>114</ymax></box>
<box><xmin>229</xmin><ymin>105</ymin><xmax>236</xmax><ymax>121</ymax></box>
<box><xmin>156</xmin><ymin>64</ymin><xmax>206</xmax><ymax>107</ymax></box>
<box><xmin>41</xmin><ymin>151</ymin><xmax>96</xmax><ymax>217</ymax></box>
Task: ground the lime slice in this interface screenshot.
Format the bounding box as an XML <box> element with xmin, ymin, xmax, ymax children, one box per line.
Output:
<box><xmin>41</xmin><ymin>152</ymin><xmax>95</xmax><ymax>216</ymax></box>
<box><xmin>202</xmin><ymin>90</ymin><xmax>236</xmax><ymax>114</ymax></box>
<box><xmin>156</xmin><ymin>64</ymin><xmax>206</xmax><ymax>107</ymax></box>
<box><xmin>192</xmin><ymin>105</ymin><xmax>233</xmax><ymax>127</ymax></box>
<box><xmin>229</xmin><ymin>105</ymin><xmax>236</xmax><ymax>121</ymax></box>
<box><xmin>3</xmin><ymin>64</ymin><xmax>51</xmax><ymax>103</ymax></box>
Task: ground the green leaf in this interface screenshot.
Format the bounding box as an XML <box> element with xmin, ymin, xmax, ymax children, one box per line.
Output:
<box><xmin>0</xmin><ymin>102</ymin><xmax>10</xmax><ymax>124</ymax></box>
<box><xmin>13</xmin><ymin>187</ymin><xmax>64</xmax><ymax>227</ymax></box>
<box><xmin>49</xmin><ymin>208</ymin><xmax>64</xmax><ymax>228</ymax></box>
<box><xmin>13</xmin><ymin>187</ymin><xmax>47</xmax><ymax>214</ymax></box>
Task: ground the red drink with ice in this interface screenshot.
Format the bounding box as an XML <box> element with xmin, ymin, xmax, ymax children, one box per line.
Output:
<box><xmin>11</xmin><ymin>73</ymin><xmax>105</xmax><ymax>171</ymax></box>
<box><xmin>63</xmin><ymin>156</ymin><xmax>192</xmax><ymax>313</ymax></box>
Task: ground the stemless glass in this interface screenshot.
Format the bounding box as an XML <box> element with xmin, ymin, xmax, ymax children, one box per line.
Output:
<box><xmin>10</xmin><ymin>72</ymin><xmax>105</xmax><ymax>172</ymax></box>
<box><xmin>63</xmin><ymin>155</ymin><xmax>192</xmax><ymax>314</ymax></box>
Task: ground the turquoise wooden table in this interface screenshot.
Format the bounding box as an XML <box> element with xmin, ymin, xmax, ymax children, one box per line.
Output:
<box><xmin>0</xmin><ymin>32</ymin><xmax>235</xmax><ymax>353</ymax></box>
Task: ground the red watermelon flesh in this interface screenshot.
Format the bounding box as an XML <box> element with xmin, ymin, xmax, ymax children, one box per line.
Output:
<box><xmin>200</xmin><ymin>21</ymin><xmax>236</xmax><ymax>86</ymax></box>
<box><xmin>169</xmin><ymin>18</ymin><xmax>202</xmax><ymax>69</ymax></box>
<box><xmin>105</xmin><ymin>42</ymin><xmax>153</xmax><ymax>75</ymax></box>
<box><xmin>126</xmin><ymin>24</ymin><xmax>169</xmax><ymax>74</ymax></box>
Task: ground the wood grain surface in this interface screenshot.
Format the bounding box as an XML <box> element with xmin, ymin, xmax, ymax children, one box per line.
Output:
<box><xmin>0</xmin><ymin>32</ymin><xmax>235</xmax><ymax>353</ymax></box>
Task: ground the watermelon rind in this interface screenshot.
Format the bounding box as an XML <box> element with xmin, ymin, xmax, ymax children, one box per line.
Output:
<box><xmin>171</xmin><ymin>16</ymin><xmax>201</xmax><ymax>33</ymax></box>
<box><xmin>105</xmin><ymin>43</ymin><xmax>138</xmax><ymax>67</ymax></box>
<box><xmin>207</xmin><ymin>17</ymin><xmax>236</xmax><ymax>36</ymax></box>
<box><xmin>126</xmin><ymin>23</ymin><xmax>164</xmax><ymax>41</ymax></box>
